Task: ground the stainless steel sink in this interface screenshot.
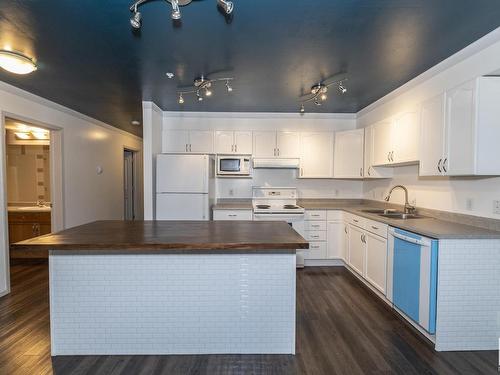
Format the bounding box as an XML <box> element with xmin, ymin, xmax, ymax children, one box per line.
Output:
<box><xmin>378</xmin><ymin>213</ymin><xmax>425</xmax><ymax>219</ymax></box>
<box><xmin>361</xmin><ymin>208</ymin><xmax>398</xmax><ymax>214</ymax></box>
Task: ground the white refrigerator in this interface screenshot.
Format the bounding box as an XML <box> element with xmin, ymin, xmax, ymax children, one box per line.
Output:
<box><xmin>156</xmin><ymin>154</ymin><xmax>215</xmax><ymax>220</ymax></box>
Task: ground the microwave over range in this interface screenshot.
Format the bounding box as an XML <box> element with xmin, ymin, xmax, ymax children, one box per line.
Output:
<box><xmin>216</xmin><ymin>155</ymin><xmax>251</xmax><ymax>176</ymax></box>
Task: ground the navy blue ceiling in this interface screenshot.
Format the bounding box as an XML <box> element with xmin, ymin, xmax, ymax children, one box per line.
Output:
<box><xmin>1</xmin><ymin>1</ymin><xmax>499</xmax><ymax>137</ymax></box>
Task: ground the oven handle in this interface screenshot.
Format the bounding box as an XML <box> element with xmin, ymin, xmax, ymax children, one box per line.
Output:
<box><xmin>389</xmin><ymin>228</ymin><xmax>430</xmax><ymax>247</ymax></box>
<box><xmin>253</xmin><ymin>213</ymin><xmax>305</xmax><ymax>219</ymax></box>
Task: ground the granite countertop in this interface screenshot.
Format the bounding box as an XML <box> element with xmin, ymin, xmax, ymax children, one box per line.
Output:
<box><xmin>212</xmin><ymin>200</ymin><xmax>253</xmax><ymax>210</ymax></box>
<box><xmin>11</xmin><ymin>220</ymin><xmax>309</xmax><ymax>254</ymax></box>
<box><xmin>298</xmin><ymin>199</ymin><xmax>500</xmax><ymax>240</ymax></box>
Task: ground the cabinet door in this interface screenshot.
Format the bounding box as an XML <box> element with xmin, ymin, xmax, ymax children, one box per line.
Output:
<box><xmin>215</xmin><ymin>131</ymin><xmax>234</xmax><ymax>154</ymax></box>
<box><xmin>253</xmin><ymin>131</ymin><xmax>276</xmax><ymax>157</ymax></box>
<box><xmin>393</xmin><ymin>111</ymin><xmax>420</xmax><ymax>164</ymax></box>
<box><xmin>372</xmin><ymin>121</ymin><xmax>393</xmax><ymax>166</ymax></box>
<box><xmin>420</xmin><ymin>94</ymin><xmax>446</xmax><ymax>176</ymax></box>
<box><xmin>348</xmin><ymin>225</ymin><xmax>365</xmax><ymax>276</ymax></box>
<box><xmin>445</xmin><ymin>80</ymin><xmax>476</xmax><ymax>175</ymax></box>
<box><xmin>364</xmin><ymin>125</ymin><xmax>393</xmax><ymax>178</ymax></box>
<box><xmin>299</xmin><ymin>132</ymin><xmax>334</xmax><ymax>178</ymax></box>
<box><xmin>343</xmin><ymin>223</ymin><xmax>350</xmax><ymax>263</ymax></box>
<box><xmin>163</xmin><ymin>130</ymin><xmax>189</xmax><ymax>153</ymax></box>
<box><xmin>327</xmin><ymin>221</ymin><xmax>344</xmax><ymax>260</ymax></box>
<box><xmin>334</xmin><ymin>129</ymin><xmax>364</xmax><ymax>178</ymax></box>
<box><xmin>234</xmin><ymin>131</ymin><xmax>253</xmax><ymax>154</ymax></box>
<box><xmin>189</xmin><ymin>130</ymin><xmax>214</xmax><ymax>153</ymax></box>
<box><xmin>276</xmin><ymin>132</ymin><xmax>300</xmax><ymax>158</ymax></box>
<box><xmin>365</xmin><ymin>232</ymin><xmax>387</xmax><ymax>294</ymax></box>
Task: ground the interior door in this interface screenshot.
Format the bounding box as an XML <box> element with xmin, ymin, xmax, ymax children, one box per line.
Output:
<box><xmin>123</xmin><ymin>150</ymin><xmax>135</xmax><ymax>220</ymax></box>
<box><xmin>372</xmin><ymin>121</ymin><xmax>393</xmax><ymax>166</ymax></box>
<box><xmin>156</xmin><ymin>154</ymin><xmax>208</xmax><ymax>193</ymax></box>
<box><xmin>420</xmin><ymin>94</ymin><xmax>446</xmax><ymax>176</ymax></box>
<box><xmin>445</xmin><ymin>80</ymin><xmax>476</xmax><ymax>175</ymax></box>
<box><xmin>253</xmin><ymin>131</ymin><xmax>276</xmax><ymax>157</ymax></box>
<box><xmin>276</xmin><ymin>131</ymin><xmax>300</xmax><ymax>158</ymax></box>
<box><xmin>162</xmin><ymin>130</ymin><xmax>189</xmax><ymax>153</ymax></box>
<box><xmin>365</xmin><ymin>232</ymin><xmax>387</xmax><ymax>294</ymax></box>
<box><xmin>215</xmin><ymin>131</ymin><xmax>234</xmax><ymax>154</ymax></box>
<box><xmin>234</xmin><ymin>131</ymin><xmax>252</xmax><ymax>154</ymax></box>
<box><xmin>189</xmin><ymin>130</ymin><xmax>214</xmax><ymax>153</ymax></box>
<box><xmin>299</xmin><ymin>132</ymin><xmax>334</xmax><ymax>178</ymax></box>
<box><xmin>348</xmin><ymin>225</ymin><xmax>365</xmax><ymax>276</ymax></box>
<box><xmin>334</xmin><ymin>129</ymin><xmax>364</xmax><ymax>178</ymax></box>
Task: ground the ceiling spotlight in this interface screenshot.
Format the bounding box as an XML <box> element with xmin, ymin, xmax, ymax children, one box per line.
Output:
<box><xmin>0</xmin><ymin>50</ymin><xmax>37</xmax><ymax>75</ymax></box>
<box><xmin>178</xmin><ymin>94</ymin><xmax>184</xmax><ymax>104</ymax></box>
<box><xmin>300</xmin><ymin>104</ymin><xmax>305</xmax><ymax>113</ymax></box>
<box><xmin>166</xmin><ymin>72</ymin><xmax>175</xmax><ymax>79</ymax></box>
<box><xmin>130</xmin><ymin>6</ymin><xmax>142</xmax><ymax>29</ymax></box>
<box><xmin>205</xmin><ymin>88</ymin><xmax>212</xmax><ymax>97</ymax></box>
<box><xmin>217</xmin><ymin>0</ymin><xmax>234</xmax><ymax>14</ymax></box>
<box><xmin>131</xmin><ymin>120</ymin><xmax>141</xmax><ymax>126</ymax></box>
<box><xmin>197</xmin><ymin>93</ymin><xmax>203</xmax><ymax>102</ymax></box>
<box><xmin>171</xmin><ymin>0</ymin><xmax>181</xmax><ymax>20</ymax></box>
<box><xmin>320</xmin><ymin>93</ymin><xmax>327</xmax><ymax>101</ymax></box>
<box><xmin>225</xmin><ymin>80</ymin><xmax>233</xmax><ymax>92</ymax></box>
<box><xmin>178</xmin><ymin>75</ymin><xmax>234</xmax><ymax>104</ymax></box>
<box><xmin>339</xmin><ymin>83</ymin><xmax>347</xmax><ymax>94</ymax></box>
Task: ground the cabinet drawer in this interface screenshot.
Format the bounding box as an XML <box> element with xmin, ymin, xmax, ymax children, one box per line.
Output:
<box><xmin>305</xmin><ymin>210</ymin><xmax>327</xmax><ymax>221</ymax></box>
<box><xmin>213</xmin><ymin>209</ymin><xmax>253</xmax><ymax>221</ymax></box>
<box><xmin>305</xmin><ymin>231</ymin><xmax>327</xmax><ymax>241</ymax></box>
<box><xmin>345</xmin><ymin>213</ymin><xmax>366</xmax><ymax>229</ymax></box>
<box><xmin>304</xmin><ymin>241</ymin><xmax>327</xmax><ymax>259</ymax></box>
<box><xmin>364</xmin><ymin>218</ymin><xmax>388</xmax><ymax>238</ymax></box>
<box><xmin>305</xmin><ymin>221</ymin><xmax>327</xmax><ymax>231</ymax></box>
<box><xmin>327</xmin><ymin>210</ymin><xmax>343</xmax><ymax>221</ymax></box>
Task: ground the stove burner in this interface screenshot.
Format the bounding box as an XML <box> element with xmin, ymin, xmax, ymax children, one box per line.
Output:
<box><xmin>256</xmin><ymin>204</ymin><xmax>271</xmax><ymax>209</ymax></box>
<box><xmin>284</xmin><ymin>204</ymin><xmax>299</xmax><ymax>209</ymax></box>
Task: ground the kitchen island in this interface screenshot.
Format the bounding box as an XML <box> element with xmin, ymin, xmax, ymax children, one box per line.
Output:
<box><xmin>12</xmin><ymin>220</ymin><xmax>308</xmax><ymax>356</ymax></box>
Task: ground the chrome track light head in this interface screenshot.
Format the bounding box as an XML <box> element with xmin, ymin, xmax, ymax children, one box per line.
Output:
<box><xmin>217</xmin><ymin>0</ymin><xmax>234</xmax><ymax>14</ymax></box>
<box><xmin>130</xmin><ymin>10</ymin><xmax>142</xmax><ymax>29</ymax></box>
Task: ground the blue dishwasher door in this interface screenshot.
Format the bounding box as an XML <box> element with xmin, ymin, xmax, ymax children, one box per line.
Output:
<box><xmin>388</xmin><ymin>228</ymin><xmax>438</xmax><ymax>334</ymax></box>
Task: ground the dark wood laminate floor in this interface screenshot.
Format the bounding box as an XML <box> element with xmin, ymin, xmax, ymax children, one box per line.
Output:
<box><xmin>0</xmin><ymin>263</ymin><xmax>497</xmax><ymax>375</ymax></box>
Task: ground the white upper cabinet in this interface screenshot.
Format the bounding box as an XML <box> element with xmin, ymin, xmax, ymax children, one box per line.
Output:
<box><xmin>333</xmin><ymin>129</ymin><xmax>364</xmax><ymax>178</ymax></box>
<box><xmin>163</xmin><ymin>130</ymin><xmax>213</xmax><ymax>154</ymax></box>
<box><xmin>419</xmin><ymin>77</ymin><xmax>500</xmax><ymax>176</ymax></box>
<box><xmin>163</xmin><ymin>130</ymin><xmax>190</xmax><ymax>153</ymax></box>
<box><xmin>253</xmin><ymin>131</ymin><xmax>277</xmax><ymax>158</ymax></box>
<box><xmin>299</xmin><ymin>132</ymin><xmax>334</xmax><ymax>178</ymax></box>
<box><xmin>189</xmin><ymin>130</ymin><xmax>214</xmax><ymax>153</ymax></box>
<box><xmin>234</xmin><ymin>131</ymin><xmax>253</xmax><ymax>154</ymax></box>
<box><xmin>253</xmin><ymin>131</ymin><xmax>299</xmax><ymax>158</ymax></box>
<box><xmin>363</xmin><ymin>125</ymin><xmax>393</xmax><ymax>179</ymax></box>
<box><xmin>215</xmin><ymin>131</ymin><xmax>252</xmax><ymax>154</ymax></box>
<box><xmin>419</xmin><ymin>94</ymin><xmax>446</xmax><ymax>176</ymax></box>
<box><xmin>392</xmin><ymin>111</ymin><xmax>420</xmax><ymax>164</ymax></box>
<box><xmin>276</xmin><ymin>132</ymin><xmax>300</xmax><ymax>158</ymax></box>
<box><xmin>372</xmin><ymin>111</ymin><xmax>420</xmax><ymax>167</ymax></box>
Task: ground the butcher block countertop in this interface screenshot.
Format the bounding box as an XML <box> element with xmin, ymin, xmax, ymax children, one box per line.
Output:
<box><xmin>11</xmin><ymin>220</ymin><xmax>309</xmax><ymax>254</ymax></box>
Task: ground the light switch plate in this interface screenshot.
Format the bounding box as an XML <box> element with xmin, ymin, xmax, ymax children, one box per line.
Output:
<box><xmin>493</xmin><ymin>200</ymin><xmax>500</xmax><ymax>214</ymax></box>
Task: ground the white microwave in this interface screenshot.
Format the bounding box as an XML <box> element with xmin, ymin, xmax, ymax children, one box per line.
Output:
<box><xmin>216</xmin><ymin>155</ymin><xmax>251</xmax><ymax>176</ymax></box>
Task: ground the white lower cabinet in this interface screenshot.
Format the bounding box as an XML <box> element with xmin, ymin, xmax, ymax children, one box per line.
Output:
<box><xmin>348</xmin><ymin>225</ymin><xmax>366</xmax><ymax>276</ymax></box>
<box><xmin>304</xmin><ymin>210</ymin><xmax>327</xmax><ymax>260</ymax></box>
<box><xmin>327</xmin><ymin>221</ymin><xmax>344</xmax><ymax>260</ymax></box>
<box><xmin>307</xmin><ymin>242</ymin><xmax>327</xmax><ymax>259</ymax></box>
<box><xmin>364</xmin><ymin>232</ymin><xmax>387</xmax><ymax>294</ymax></box>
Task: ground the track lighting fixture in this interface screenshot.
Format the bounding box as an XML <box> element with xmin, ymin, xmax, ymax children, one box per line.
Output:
<box><xmin>217</xmin><ymin>0</ymin><xmax>234</xmax><ymax>14</ymax></box>
<box><xmin>298</xmin><ymin>77</ymin><xmax>348</xmax><ymax>113</ymax></box>
<box><xmin>178</xmin><ymin>75</ymin><xmax>234</xmax><ymax>104</ymax></box>
<box><xmin>129</xmin><ymin>0</ymin><xmax>234</xmax><ymax>28</ymax></box>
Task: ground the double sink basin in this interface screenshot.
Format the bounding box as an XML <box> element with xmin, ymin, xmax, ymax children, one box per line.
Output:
<box><xmin>361</xmin><ymin>209</ymin><xmax>425</xmax><ymax>220</ymax></box>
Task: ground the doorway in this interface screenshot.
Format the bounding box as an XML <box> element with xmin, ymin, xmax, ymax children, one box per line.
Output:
<box><xmin>124</xmin><ymin>149</ymin><xmax>136</xmax><ymax>220</ymax></box>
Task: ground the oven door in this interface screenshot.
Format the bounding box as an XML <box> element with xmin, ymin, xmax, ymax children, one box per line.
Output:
<box><xmin>253</xmin><ymin>213</ymin><xmax>306</xmax><ymax>268</ymax></box>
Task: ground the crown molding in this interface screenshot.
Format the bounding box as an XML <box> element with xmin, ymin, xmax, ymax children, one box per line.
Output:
<box><xmin>162</xmin><ymin>110</ymin><xmax>357</xmax><ymax>120</ymax></box>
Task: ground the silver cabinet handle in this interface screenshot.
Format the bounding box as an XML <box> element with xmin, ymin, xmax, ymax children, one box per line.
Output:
<box><xmin>277</xmin><ymin>148</ymin><xmax>280</xmax><ymax>156</ymax></box>
<box><xmin>185</xmin><ymin>144</ymin><xmax>188</xmax><ymax>152</ymax></box>
<box><xmin>353</xmin><ymin>219</ymin><xmax>359</xmax><ymax>223</ymax></box>
<box><xmin>390</xmin><ymin>151</ymin><xmax>394</xmax><ymax>162</ymax></box>
<box><xmin>235</xmin><ymin>144</ymin><xmax>238</xmax><ymax>153</ymax></box>
<box><xmin>190</xmin><ymin>144</ymin><xmax>192</xmax><ymax>152</ymax></box>
<box><xmin>360</xmin><ymin>167</ymin><xmax>363</xmax><ymax>176</ymax></box>
<box><xmin>273</xmin><ymin>148</ymin><xmax>276</xmax><ymax>157</ymax></box>
<box><xmin>300</xmin><ymin>168</ymin><xmax>304</xmax><ymax>177</ymax></box>
<box><xmin>231</xmin><ymin>144</ymin><xmax>234</xmax><ymax>152</ymax></box>
<box><xmin>371</xmin><ymin>226</ymin><xmax>379</xmax><ymax>230</ymax></box>
<box><xmin>387</xmin><ymin>152</ymin><xmax>391</xmax><ymax>162</ymax></box>
<box><xmin>228</xmin><ymin>214</ymin><xmax>237</xmax><ymax>217</ymax></box>
<box><xmin>311</xmin><ymin>235</ymin><xmax>320</xmax><ymax>239</ymax></box>
<box><xmin>442</xmin><ymin>158</ymin><xmax>447</xmax><ymax>173</ymax></box>
<box><xmin>437</xmin><ymin>158</ymin><xmax>442</xmax><ymax>173</ymax></box>
<box><xmin>367</xmin><ymin>166</ymin><xmax>371</xmax><ymax>176</ymax></box>
<box><xmin>360</xmin><ymin>234</ymin><xmax>364</xmax><ymax>243</ymax></box>
<box><xmin>344</xmin><ymin>227</ymin><xmax>347</xmax><ymax>234</ymax></box>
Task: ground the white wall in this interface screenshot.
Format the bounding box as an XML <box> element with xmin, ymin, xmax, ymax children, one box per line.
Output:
<box><xmin>160</xmin><ymin>111</ymin><xmax>363</xmax><ymax>200</ymax></box>
<box><xmin>359</xmin><ymin>28</ymin><xmax>500</xmax><ymax>219</ymax></box>
<box><xmin>0</xmin><ymin>81</ymin><xmax>143</xmax><ymax>296</ymax></box>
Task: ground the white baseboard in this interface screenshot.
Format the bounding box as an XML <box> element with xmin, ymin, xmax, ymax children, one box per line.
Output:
<box><xmin>304</xmin><ymin>259</ymin><xmax>345</xmax><ymax>267</ymax></box>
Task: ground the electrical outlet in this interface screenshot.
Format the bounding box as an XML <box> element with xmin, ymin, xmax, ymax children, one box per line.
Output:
<box><xmin>466</xmin><ymin>198</ymin><xmax>473</xmax><ymax>211</ymax></box>
<box><xmin>334</xmin><ymin>189</ymin><xmax>339</xmax><ymax>196</ymax></box>
<box><xmin>493</xmin><ymin>200</ymin><xmax>500</xmax><ymax>214</ymax></box>
<box><xmin>228</xmin><ymin>189</ymin><xmax>235</xmax><ymax>197</ymax></box>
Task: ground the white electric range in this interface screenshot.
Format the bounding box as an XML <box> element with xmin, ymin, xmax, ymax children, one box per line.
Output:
<box><xmin>252</xmin><ymin>187</ymin><xmax>306</xmax><ymax>267</ymax></box>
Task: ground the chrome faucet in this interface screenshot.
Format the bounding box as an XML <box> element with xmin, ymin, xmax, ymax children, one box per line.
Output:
<box><xmin>384</xmin><ymin>185</ymin><xmax>416</xmax><ymax>214</ymax></box>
